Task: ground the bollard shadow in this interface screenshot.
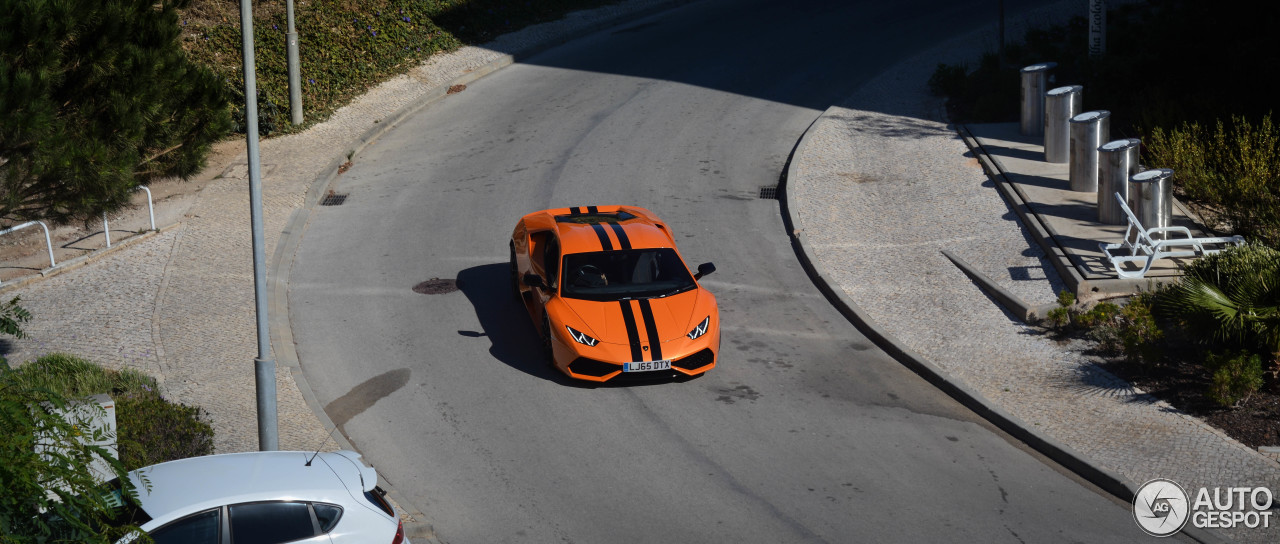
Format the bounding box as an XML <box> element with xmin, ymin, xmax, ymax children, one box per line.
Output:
<box><xmin>977</xmin><ymin>143</ymin><xmax>1044</xmax><ymax>163</ymax></box>
<box><xmin>60</xmin><ymin>231</ymin><xmax>108</xmax><ymax>252</ymax></box>
<box><xmin>1003</xmin><ymin>172</ymin><xmax>1067</xmax><ymax>192</ymax></box>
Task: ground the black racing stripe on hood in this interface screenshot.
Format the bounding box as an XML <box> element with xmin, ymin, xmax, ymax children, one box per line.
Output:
<box><xmin>619</xmin><ymin>300</ymin><xmax>643</xmax><ymax>362</ymax></box>
<box><xmin>571</xmin><ymin>207</ymin><xmax>582</xmax><ymax>214</ymax></box>
<box><xmin>638</xmin><ymin>299</ymin><xmax>662</xmax><ymax>361</ymax></box>
<box><xmin>587</xmin><ymin>206</ymin><xmax>599</xmax><ymax>213</ymax></box>
<box><xmin>591</xmin><ymin>223</ymin><xmax>613</xmax><ymax>251</ymax></box>
<box><xmin>607</xmin><ymin>222</ymin><xmax>631</xmax><ymax>250</ymax></box>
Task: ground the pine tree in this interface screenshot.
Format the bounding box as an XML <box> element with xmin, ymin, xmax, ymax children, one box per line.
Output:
<box><xmin>0</xmin><ymin>0</ymin><xmax>232</xmax><ymax>225</ymax></box>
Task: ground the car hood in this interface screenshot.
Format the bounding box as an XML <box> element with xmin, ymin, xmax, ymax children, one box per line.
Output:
<box><xmin>560</xmin><ymin>290</ymin><xmax>704</xmax><ymax>345</ymax></box>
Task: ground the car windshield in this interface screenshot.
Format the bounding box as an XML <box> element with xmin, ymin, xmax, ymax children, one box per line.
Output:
<box><xmin>561</xmin><ymin>248</ymin><xmax>696</xmax><ymax>301</ymax></box>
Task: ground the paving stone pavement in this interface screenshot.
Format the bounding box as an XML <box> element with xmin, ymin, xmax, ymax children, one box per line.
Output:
<box><xmin>787</xmin><ymin>1</ymin><xmax>1280</xmax><ymax>542</ymax></box>
<box><xmin>5</xmin><ymin>0</ymin><xmax>1278</xmax><ymax>541</ymax></box>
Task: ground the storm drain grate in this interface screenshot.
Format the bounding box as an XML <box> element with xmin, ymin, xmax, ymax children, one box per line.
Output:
<box><xmin>321</xmin><ymin>193</ymin><xmax>349</xmax><ymax>206</ymax></box>
<box><xmin>413</xmin><ymin>278</ymin><xmax>458</xmax><ymax>295</ymax></box>
<box><xmin>758</xmin><ymin>186</ymin><xmax>778</xmax><ymax>200</ymax></box>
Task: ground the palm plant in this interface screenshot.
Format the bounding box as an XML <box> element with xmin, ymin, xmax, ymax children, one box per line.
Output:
<box><xmin>1160</xmin><ymin>242</ymin><xmax>1280</xmax><ymax>355</ymax></box>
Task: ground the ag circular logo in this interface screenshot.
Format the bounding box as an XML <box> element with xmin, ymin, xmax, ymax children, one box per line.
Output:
<box><xmin>1134</xmin><ymin>478</ymin><xmax>1191</xmax><ymax>536</ymax></box>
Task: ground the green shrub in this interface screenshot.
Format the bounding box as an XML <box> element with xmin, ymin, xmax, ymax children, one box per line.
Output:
<box><xmin>1205</xmin><ymin>350</ymin><xmax>1265</xmax><ymax>407</ymax></box>
<box><xmin>1075</xmin><ymin>301</ymin><xmax>1119</xmax><ymax>330</ymax></box>
<box><xmin>0</xmin><ymin>297</ymin><xmax>32</xmax><ymax>340</ymax></box>
<box><xmin>116</xmin><ymin>396</ymin><xmax>214</xmax><ymax>469</ymax></box>
<box><xmin>4</xmin><ymin>354</ymin><xmax>158</xmax><ymax>400</ymax></box>
<box><xmin>1044</xmin><ymin>291</ymin><xmax>1164</xmax><ymax>363</ymax></box>
<box><xmin>180</xmin><ymin>0</ymin><xmax>619</xmax><ymax>132</ymax></box>
<box><xmin>1146</xmin><ymin>115</ymin><xmax>1280</xmax><ymax>245</ymax></box>
<box><xmin>0</xmin><ymin>373</ymin><xmax>149</xmax><ymax>543</ymax></box>
<box><xmin>1159</xmin><ymin>242</ymin><xmax>1280</xmax><ymax>354</ymax></box>
<box><xmin>1117</xmin><ymin>292</ymin><xmax>1164</xmax><ymax>364</ymax></box>
<box><xmin>4</xmin><ymin>354</ymin><xmax>214</xmax><ymax>470</ymax></box>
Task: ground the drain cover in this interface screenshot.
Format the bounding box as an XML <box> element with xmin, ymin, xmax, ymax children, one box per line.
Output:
<box><xmin>321</xmin><ymin>193</ymin><xmax>348</xmax><ymax>206</ymax></box>
<box><xmin>758</xmin><ymin>186</ymin><xmax>778</xmax><ymax>199</ymax></box>
<box><xmin>413</xmin><ymin>278</ymin><xmax>458</xmax><ymax>295</ymax></box>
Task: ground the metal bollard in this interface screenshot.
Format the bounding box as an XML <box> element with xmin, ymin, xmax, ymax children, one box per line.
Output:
<box><xmin>1044</xmin><ymin>85</ymin><xmax>1082</xmax><ymax>163</ymax></box>
<box><xmin>1068</xmin><ymin>110</ymin><xmax>1110</xmax><ymax>192</ymax></box>
<box><xmin>1020</xmin><ymin>63</ymin><xmax>1056</xmax><ymax>136</ymax></box>
<box><xmin>1131</xmin><ymin>168</ymin><xmax>1174</xmax><ymax>238</ymax></box>
<box><xmin>1097</xmin><ymin>138</ymin><xmax>1142</xmax><ymax>224</ymax></box>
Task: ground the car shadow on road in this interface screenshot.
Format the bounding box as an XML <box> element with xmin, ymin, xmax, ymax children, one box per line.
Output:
<box><xmin>456</xmin><ymin>263</ymin><xmax>591</xmax><ymax>387</ymax></box>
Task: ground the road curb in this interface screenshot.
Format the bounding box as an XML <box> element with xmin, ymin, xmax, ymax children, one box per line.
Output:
<box><xmin>779</xmin><ymin>107</ymin><xmax>1231</xmax><ymax>544</ymax></box>
<box><xmin>264</xmin><ymin>2</ymin><xmax>697</xmax><ymax>541</ymax></box>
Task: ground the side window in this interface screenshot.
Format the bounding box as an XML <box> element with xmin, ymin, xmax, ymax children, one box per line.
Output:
<box><xmin>150</xmin><ymin>508</ymin><xmax>220</xmax><ymax>544</ymax></box>
<box><xmin>529</xmin><ymin>232</ymin><xmax>550</xmax><ymax>271</ymax></box>
<box><xmin>228</xmin><ymin>502</ymin><xmax>316</xmax><ymax>544</ymax></box>
<box><xmin>312</xmin><ymin>503</ymin><xmax>343</xmax><ymax>533</ymax></box>
<box><xmin>544</xmin><ymin>237</ymin><xmax>560</xmax><ymax>288</ymax></box>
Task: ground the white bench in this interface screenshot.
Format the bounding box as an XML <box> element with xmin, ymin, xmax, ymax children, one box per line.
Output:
<box><xmin>1098</xmin><ymin>192</ymin><xmax>1245</xmax><ymax>279</ymax></box>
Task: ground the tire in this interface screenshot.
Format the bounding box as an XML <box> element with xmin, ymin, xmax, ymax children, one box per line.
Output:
<box><xmin>509</xmin><ymin>243</ymin><xmax>521</xmax><ymax>301</ymax></box>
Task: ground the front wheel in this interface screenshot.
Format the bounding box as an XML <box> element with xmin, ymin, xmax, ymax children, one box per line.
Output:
<box><xmin>509</xmin><ymin>243</ymin><xmax>520</xmax><ymax>301</ymax></box>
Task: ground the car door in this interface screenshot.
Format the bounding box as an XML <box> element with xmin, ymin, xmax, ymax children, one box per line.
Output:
<box><xmin>226</xmin><ymin>502</ymin><xmax>332</xmax><ymax>544</ymax></box>
<box><xmin>527</xmin><ymin>230</ymin><xmax>560</xmax><ymax>311</ymax></box>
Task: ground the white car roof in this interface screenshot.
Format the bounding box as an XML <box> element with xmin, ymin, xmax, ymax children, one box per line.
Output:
<box><xmin>126</xmin><ymin>450</ymin><xmax>378</xmax><ymax>520</ymax></box>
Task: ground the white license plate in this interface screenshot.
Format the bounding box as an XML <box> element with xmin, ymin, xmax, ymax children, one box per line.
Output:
<box><xmin>623</xmin><ymin>360</ymin><xmax>671</xmax><ymax>372</ymax></box>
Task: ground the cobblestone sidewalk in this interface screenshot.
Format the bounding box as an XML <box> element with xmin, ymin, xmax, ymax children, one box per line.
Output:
<box><xmin>786</xmin><ymin>2</ymin><xmax>1280</xmax><ymax>543</ymax></box>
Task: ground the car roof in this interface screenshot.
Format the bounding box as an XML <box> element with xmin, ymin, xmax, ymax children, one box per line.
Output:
<box><xmin>524</xmin><ymin>206</ymin><xmax>676</xmax><ymax>255</ymax></box>
<box><xmin>127</xmin><ymin>451</ymin><xmax>372</xmax><ymax>519</ymax></box>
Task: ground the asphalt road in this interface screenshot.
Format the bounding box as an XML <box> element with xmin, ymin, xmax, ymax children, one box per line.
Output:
<box><xmin>288</xmin><ymin>0</ymin><xmax>1155</xmax><ymax>541</ymax></box>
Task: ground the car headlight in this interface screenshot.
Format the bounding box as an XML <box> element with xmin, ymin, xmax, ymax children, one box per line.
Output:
<box><xmin>565</xmin><ymin>325</ymin><xmax>598</xmax><ymax>347</ymax></box>
<box><xmin>687</xmin><ymin>316</ymin><xmax>711</xmax><ymax>340</ymax></box>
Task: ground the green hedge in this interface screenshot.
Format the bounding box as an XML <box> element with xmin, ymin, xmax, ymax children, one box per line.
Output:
<box><xmin>181</xmin><ymin>0</ymin><xmax>619</xmax><ymax>133</ymax></box>
<box><xmin>0</xmin><ymin>353</ymin><xmax>213</xmax><ymax>471</ymax></box>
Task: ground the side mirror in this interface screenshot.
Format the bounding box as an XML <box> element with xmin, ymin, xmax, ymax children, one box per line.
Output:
<box><xmin>694</xmin><ymin>262</ymin><xmax>716</xmax><ymax>280</ymax></box>
<box><xmin>523</xmin><ymin>273</ymin><xmax>546</xmax><ymax>289</ymax></box>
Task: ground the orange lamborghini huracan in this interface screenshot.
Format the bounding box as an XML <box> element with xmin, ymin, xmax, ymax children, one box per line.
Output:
<box><xmin>510</xmin><ymin>206</ymin><xmax>719</xmax><ymax>383</ymax></box>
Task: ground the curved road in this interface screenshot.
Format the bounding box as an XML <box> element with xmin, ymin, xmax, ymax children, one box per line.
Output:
<box><xmin>289</xmin><ymin>1</ymin><xmax>1150</xmax><ymax>541</ymax></box>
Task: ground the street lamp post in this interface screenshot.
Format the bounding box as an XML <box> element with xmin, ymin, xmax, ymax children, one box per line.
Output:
<box><xmin>237</xmin><ymin>0</ymin><xmax>279</xmax><ymax>451</ymax></box>
<box><xmin>286</xmin><ymin>0</ymin><xmax>303</xmax><ymax>125</ymax></box>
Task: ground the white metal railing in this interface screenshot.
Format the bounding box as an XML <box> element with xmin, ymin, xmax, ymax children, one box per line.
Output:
<box><xmin>102</xmin><ymin>186</ymin><xmax>157</xmax><ymax>248</ymax></box>
<box><xmin>0</xmin><ymin>221</ymin><xmax>56</xmax><ymax>285</ymax></box>
<box><xmin>1</xmin><ymin>186</ymin><xmax>156</xmax><ymax>283</ymax></box>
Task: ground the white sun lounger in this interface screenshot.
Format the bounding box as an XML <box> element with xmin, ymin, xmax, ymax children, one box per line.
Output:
<box><xmin>1098</xmin><ymin>192</ymin><xmax>1244</xmax><ymax>279</ymax></box>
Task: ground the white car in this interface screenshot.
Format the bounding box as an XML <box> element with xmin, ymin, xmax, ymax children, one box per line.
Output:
<box><xmin>112</xmin><ymin>450</ymin><xmax>408</xmax><ymax>544</ymax></box>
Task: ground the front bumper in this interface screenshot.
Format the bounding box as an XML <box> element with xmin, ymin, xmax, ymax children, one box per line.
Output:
<box><xmin>551</xmin><ymin>328</ymin><xmax>719</xmax><ymax>383</ymax></box>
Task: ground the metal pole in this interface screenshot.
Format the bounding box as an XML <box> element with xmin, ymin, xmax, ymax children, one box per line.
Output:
<box><xmin>103</xmin><ymin>212</ymin><xmax>111</xmax><ymax>248</ymax></box>
<box><xmin>286</xmin><ymin>0</ymin><xmax>303</xmax><ymax>125</ymax></box>
<box><xmin>1019</xmin><ymin>63</ymin><xmax>1055</xmax><ymax>136</ymax></box>
<box><xmin>137</xmin><ymin>186</ymin><xmax>156</xmax><ymax>231</ymax></box>
<box><xmin>238</xmin><ymin>0</ymin><xmax>279</xmax><ymax>451</ymax></box>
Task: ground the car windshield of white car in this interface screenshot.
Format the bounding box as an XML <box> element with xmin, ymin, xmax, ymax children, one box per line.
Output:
<box><xmin>561</xmin><ymin>248</ymin><xmax>695</xmax><ymax>301</ymax></box>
